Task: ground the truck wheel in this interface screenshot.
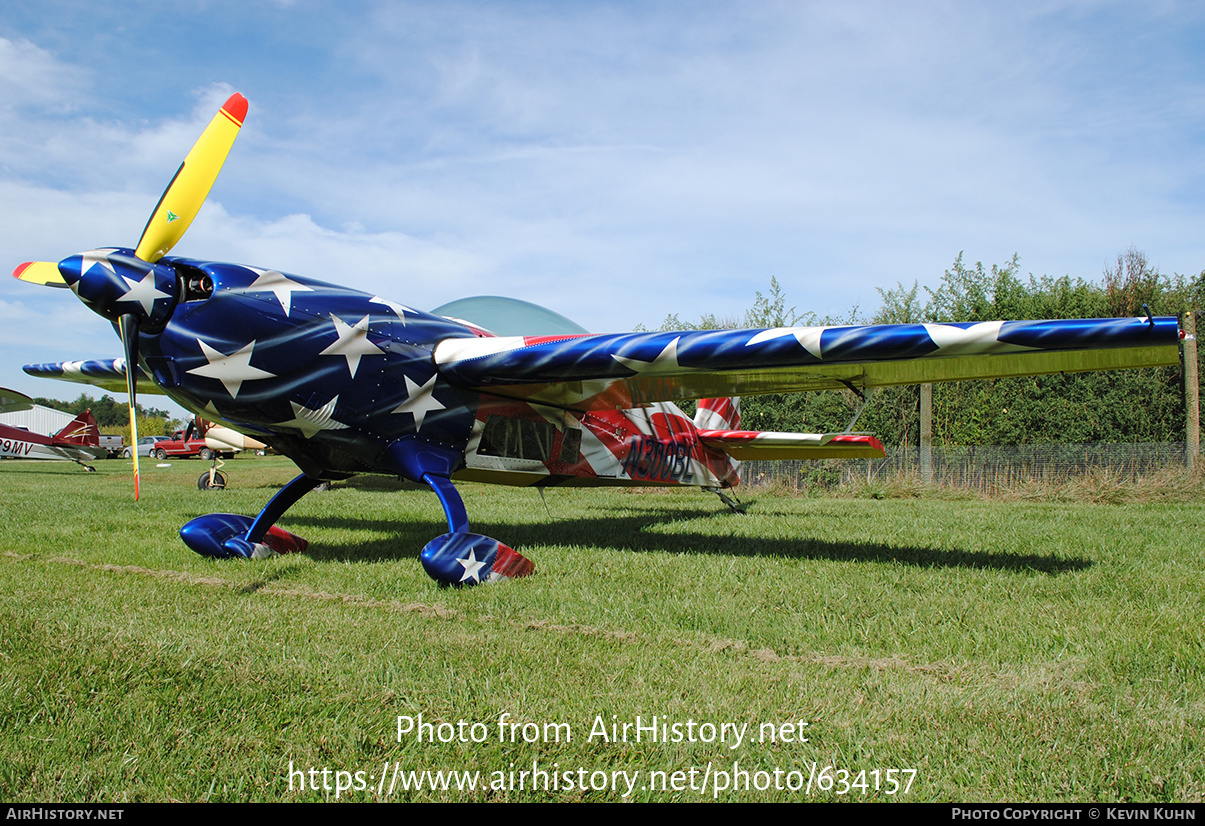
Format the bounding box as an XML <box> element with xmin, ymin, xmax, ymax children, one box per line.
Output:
<box><xmin>200</xmin><ymin>448</ymin><xmax>213</xmax><ymax>461</ymax></box>
<box><xmin>198</xmin><ymin>470</ymin><xmax>228</xmax><ymax>491</ymax></box>
<box><xmin>154</xmin><ymin>448</ymin><xmax>167</xmax><ymax>460</ymax></box>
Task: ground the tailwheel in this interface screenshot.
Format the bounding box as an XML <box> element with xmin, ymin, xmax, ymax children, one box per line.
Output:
<box><xmin>198</xmin><ymin>469</ymin><xmax>228</xmax><ymax>490</ymax></box>
<box><xmin>198</xmin><ymin>453</ymin><xmax>229</xmax><ymax>490</ymax></box>
<box><xmin>708</xmin><ymin>487</ymin><xmax>747</xmax><ymax>514</ymax></box>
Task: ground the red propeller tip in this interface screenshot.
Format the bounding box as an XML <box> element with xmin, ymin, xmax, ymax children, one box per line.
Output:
<box><xmin>12</xmin><ymin>262</ymin><xmax>32</xmax><ymax>279</ymax></box>
<box><xmin>221</xmin><ymin>93</ymin><xmax>248</xmax><ymax>126</ymax></box>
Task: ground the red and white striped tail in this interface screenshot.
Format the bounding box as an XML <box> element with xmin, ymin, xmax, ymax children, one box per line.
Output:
<box><xmin>693</xmin><ymin>397</ymin><xmax>740</xmax><ymax>431</ymax></box>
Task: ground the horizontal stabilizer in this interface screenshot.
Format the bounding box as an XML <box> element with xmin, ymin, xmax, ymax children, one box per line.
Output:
<box><xmin>698</xmin><ymin>430</ymin><xmax>885</xmax><ymax>460</ymax></box>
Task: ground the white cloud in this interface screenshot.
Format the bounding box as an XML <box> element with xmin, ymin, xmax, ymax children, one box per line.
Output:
<box><xmin>0</xmin><ymin>37</ymin><xmax>88</xmax><ymax>112</ymax></box>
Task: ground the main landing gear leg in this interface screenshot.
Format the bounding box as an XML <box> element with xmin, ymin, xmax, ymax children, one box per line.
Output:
<box><xmin>180</xmin><ymin>472</ymin><xmax>320</xmax><ymax>559</ymax></box>
<box><xmin>419</xmin><ymin>473</ymin><xmax>535</xmax><ymax>587</ymax></box>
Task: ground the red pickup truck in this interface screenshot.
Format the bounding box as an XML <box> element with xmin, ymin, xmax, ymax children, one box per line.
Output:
<box><xmin>151</xmin><ymin>431</ymin><xmax>212</xmax><ymax>460</ymax></box>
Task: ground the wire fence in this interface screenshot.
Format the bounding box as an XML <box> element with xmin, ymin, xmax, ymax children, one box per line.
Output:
<box><xmin>741</xmin><ymin>443</ymin><xmax>1193</xmax><ymax>495</ymax></box>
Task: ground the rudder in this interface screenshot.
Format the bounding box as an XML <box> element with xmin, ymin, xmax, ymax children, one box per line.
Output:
<box><xmin>53</xmin><ymin>410</ymin><xmax>100</xmax><ymax>446</ymax></box>
<box><xmin>693</xmin><ymin>397</ymin><xmax>740</xmax><ymax>432</ymax></box>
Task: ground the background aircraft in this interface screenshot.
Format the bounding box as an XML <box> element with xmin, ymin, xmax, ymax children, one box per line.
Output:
<box><xmin>14</xmin><ymin>94</ymin><xmax>1182</xmax><ymax>586</ymax></box>
<box><xmin>183</xmin><ymin>415</ymin><xmax>269</xmax><ymax>491</ymax></box>
<box><xmin>197</xmin><ymin>422</ymin><xmax>266</xmax><ymax>459</ymax></box>
<box><xmin>0</xmin><ymin>387</ymin><xmax>105</xmax><ymax>470</ymax></box>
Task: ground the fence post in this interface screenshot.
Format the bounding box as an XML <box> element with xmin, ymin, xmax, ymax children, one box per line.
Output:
<box><xmin>920</xmin><ymin>383</ymin><xmax>933</xmax><ymax>483</ymax></box>
<box><xmin>1186</xmin><ymin>309</ymin><xmax>1200</xmax><ymax>470</ymax></box>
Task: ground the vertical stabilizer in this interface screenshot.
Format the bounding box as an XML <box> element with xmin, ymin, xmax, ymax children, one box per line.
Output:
<box><xmin>694</xmin><ymin>397</ymin><xmax>741</xmax><ymax>487</ymax></box>
<box><xmin>693</xmin><ymin>397</ymin><xmax>740</xmax><ymax>432</ymax></box>
<box><xmin>53</xmin><ymin>410</ymin><xmax>100</xmax><ymax>446</ymax></box>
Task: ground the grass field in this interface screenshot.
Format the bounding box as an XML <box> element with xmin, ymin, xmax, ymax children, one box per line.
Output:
<box><xmin>1</xmin><ymin>454</ymin><xmax>1202</xmax><ymax>802</ymax></box>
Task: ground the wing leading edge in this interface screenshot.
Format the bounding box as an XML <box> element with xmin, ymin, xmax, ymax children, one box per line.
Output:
<box><xmin>23</xmin><ymin>359</ymin><xmax>163</xmax><ymax>396</ymax></box>
<box><xmin>435</xmin><ymin>317</ymin><xmax>1181</xmax><ymax>411</ymax></box>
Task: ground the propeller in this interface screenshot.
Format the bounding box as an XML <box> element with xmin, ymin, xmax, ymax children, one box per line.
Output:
<box><xmin>119</xmin><ymin>314</ymin><xmax>141</xmax><ymax>499</ymax></box>
<box><xmin>135</xmin><ymin>93</ymin><xmax>248</xmax><ymax>263</ymax></box>
<box><xmin>12</xmin><ymin>93</ymin><xmax>249</xmax><ymax>499</ymax></box>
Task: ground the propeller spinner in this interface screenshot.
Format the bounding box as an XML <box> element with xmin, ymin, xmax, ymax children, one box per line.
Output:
<box><xmin>12</xmin><ymin>93</ymin><xmax>249</xmax><ymax>499</ymax></box>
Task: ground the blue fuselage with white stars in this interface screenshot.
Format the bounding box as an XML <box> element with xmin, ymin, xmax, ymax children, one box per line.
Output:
<box><xmin>140</xmin><ymin>258</ymin><xmax>480</xmax><ymax>480</ymax></box>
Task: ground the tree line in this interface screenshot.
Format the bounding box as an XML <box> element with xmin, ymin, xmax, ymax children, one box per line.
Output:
<box><xmin>32</xmin><ymin>393</ymin><xmax>181</xmax><ymax>441</ymax></box>
<box><xmin>646</xmin><ymin>250</ymin><xmax>1204</xmax><ymax>447</ymax></box>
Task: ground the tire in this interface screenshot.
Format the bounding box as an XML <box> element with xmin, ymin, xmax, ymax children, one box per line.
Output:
<box><xmin>122</xmin><ymin>448</ymin><xmax>132</xmax><ymax>459</ymax></box>
<box><xmin>154</xmin><ymin>448</ymin><xmax>167</xmax><ymax>460</ymax></box>
<box><xmin>199</xmin><ymin>448</ymin><xmax>213</xmax><ymax>461</ymax></box>
<box><xmin>198</xmin><ymin>470</ymin><xmax>228</xmax><ymax>491</ymax></box>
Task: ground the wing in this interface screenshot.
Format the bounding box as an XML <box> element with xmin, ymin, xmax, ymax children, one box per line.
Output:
<box><xmin>22</xmin><ymin>359</ymin><xmax>165</xmax><ymax>396</ymax></box>
<box><xmin>0</xmin><ymin>387</ymin><xmax>34</xmax><ymax>414</ymax></box>
<box><xmin>435</xmin><ymin>317</ymin><xmax>1181</xmax><ymax>411</ymax></box>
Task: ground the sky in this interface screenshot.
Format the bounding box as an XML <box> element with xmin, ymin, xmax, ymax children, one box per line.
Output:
<box><xmin>2</xmin><ymin>0</ymin><xmax>1204</xmax><ymax>408</ymax></box>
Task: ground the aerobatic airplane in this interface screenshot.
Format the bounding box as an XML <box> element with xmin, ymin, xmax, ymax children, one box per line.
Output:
<box><xmin>14</xmin><ymin>93</ymin><xmax>1183</xmax><ymax>586</ymax></box>
<box><xmin>0</xmin><ymin>388</ymin><xmax>105</xmax><ymax>470</ymax></box>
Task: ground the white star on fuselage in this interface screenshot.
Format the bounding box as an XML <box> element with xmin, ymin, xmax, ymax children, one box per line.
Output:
<box><xmin>117</xmin><ymin>272</ymin><xmax>171</xmax><ymax>315</ymax></box>
<box><xmin>457</xmin><ymin>549</ymin><xmax>487</xmax><ymax>583</ymax></box>
<box><xmin>273</xmin><ymin>396</ymin><xmax>350</xmax><ymax>439</ymax></box>
<box><xmin>70</xmin><ymin>249</ymin><xmax>118</xmax><ymax>297</ymax></box>
<box><xmin>612</xmin><ymin>337</ymin><xmax>685</xmax><ymax>374</ymax></box>
<box><xmin>186</xmin><ymin>339</ymin><xmax>277</xmax><ymax>398</ymax></box>
<box><xmin>244</xmin><ymin>268</ymin><xmax>314</xmax><ymax>317</ymax></box>
<box><xmin>320</xmin><ymin>314</ymin><xmax>384</xmax><ymax>378</ymax></box>
<box><xmin>369</xmin><ymin>295</ymin><xmax>414</xmax><ymax>323</ymax></box>
<box><xmin>392</xmin><ymin>374</ymin><xmax>445</xmax><ymax>430</ymax></box>
<box><xmin>78</xmin><ymin>249</ymin><xmax>118</xmax><ymax>277</ymax></box>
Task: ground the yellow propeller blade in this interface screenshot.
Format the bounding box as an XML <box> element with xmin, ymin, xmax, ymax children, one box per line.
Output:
<box><xmin>127</xmin><ymin>397</ymin><xmax>141</xmax><ymax>502</ymax></box>
<box><xmin>12</xmin><ymin>261</ymin><xmax>67</xmax><ymax>287</ymax></box>
<box><xmin>134</xmin><ymin>92</ymin><xmax>248</xmax><ymax>263</ymax></box>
